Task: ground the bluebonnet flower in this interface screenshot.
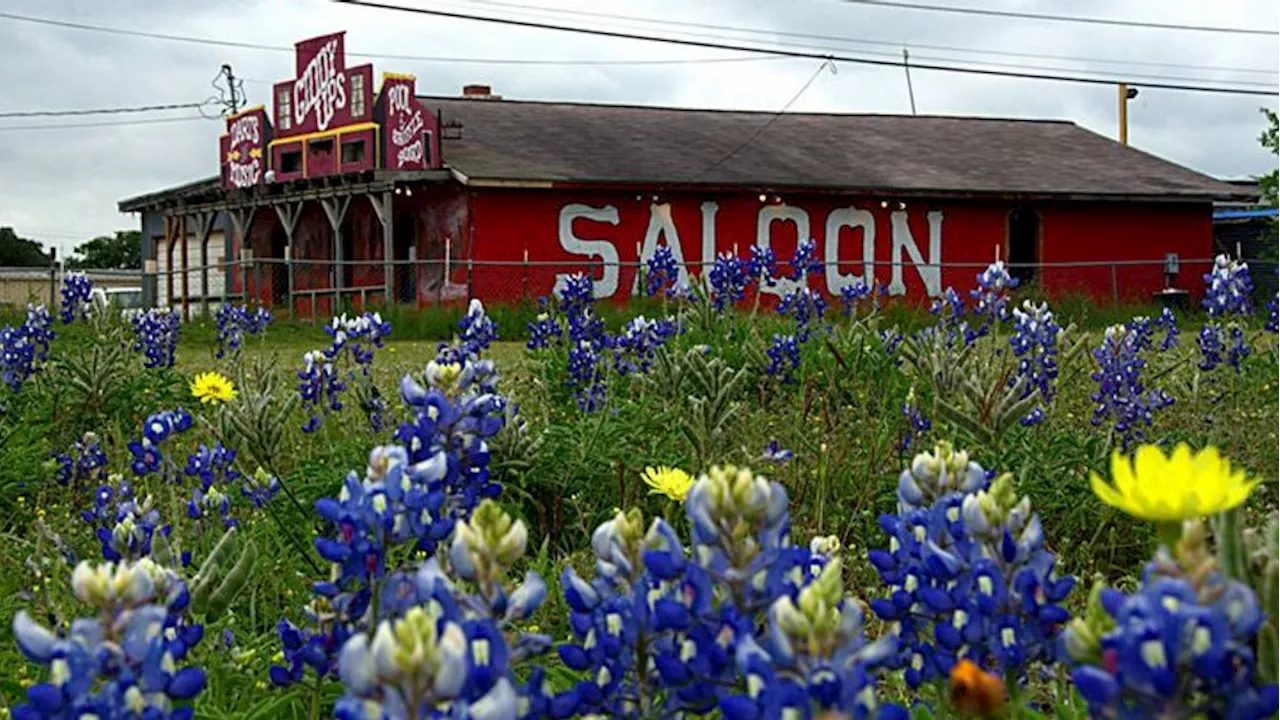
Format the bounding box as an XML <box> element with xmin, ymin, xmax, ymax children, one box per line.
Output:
<box><xmin>240</xmin><ymin>467</ymin><xmax>281</xmax><ymax>509</ymax></box>
<box><xmin>548</xmin><ymin>274</ymin><xmax>612</xmax><ymax>411</ymax></box>
<box><xmin>81</xmin><ymin>478</ymin><xmax>163</xmax><ymax>562</ymax></box>
<box><xmin>747</xmin><ymin>244</ymin><xmax>778</xmax><ymax>287</ymax></box>
<box><xmin>869</xmin><ymin>443</ymin><xmax>1074</xmax><ymax>688</ymax></box>
<box><xmin>525</xmin><ymin>300</ymin><xmax>564</xmax><ymax>350</ymax></box>
<box><xmin>297</xmin><ymin>350</ymin><xmax>345</xmax><ymax>433</ymax></box>
<box><xmin>128</xmin><ymin>409</ymin><xmax>193</xmax><ymax>480</ymax></box>
<box><xmin>708</xmin><ymin>252</ymin><xmax>750</xmax><ymax>312</ymax></box>
<box><xmin>787</xmin><ymin>238</ymin><xmax>823</xmax><ymax>281</ymax></box>
<box><xmin>0</xmin><ymin>322</ymin><xmax>38</xmax><ymax>392</ymax></box>
<box><xmin>1197</xmin><ymin>324</ymin><xmax>1224</xmax><ymax>371</ymax></box>
<box><xmin>458</xmin><ymin>299</ymin><xmax>497</xmax><ymax>357</ymax></box>
<box><xmin>567</xmin><ymin>340</ymin><xmax>606</xmax><ymax>412</ymax></box>
<box><xmin>214</xmin><ymin>303</ymin><xmax>272</xmax><ymax>359</ymax></box>
<box><xmin>645</xmin><ymin>245</ymin><xmax>681</xmax><ymax>297</ymax></box>
<box><xmin>557</xmin><ymin>272</ymin><xmax>596</xmax><ymax>317</ymax></box>
<box><xmin>1090</xmin><ymin>325</ymin><xmax>1173</xmax><ymax>450</ymax></box>
<box><xmin>765</xmin><ymin>334</ymin><xmax>801</xmax><ymax>383</ymax></box>
<box><xmin>777</xmin><ymin>287</ymin><xmax>828</xmax><ymax>342</ymax></box>
<box><xmin>971</xmin><ymin>261</ymin><xmax>1018</xmax><ymax>326</ymax></box>
<box><xmin>54</xmin><ymin>432</ymin><xmax>108</xmax><ymax>487</ymax></box>
<box><xmin>896</xmin><ymin>388</ymin><xmax>931</xmax><ymax>453</ymax></box>
<box><xmin>612</xmin><ymin>315</ymin><xmax>678</xmax><ymax>376</ymax></box>
<box><xmin>840</xmin><ymin>278</ymin><xmax>873</xmax><ymax>317</ymax></box>
<box><xmin>25</xmin><ymin>303</ymin><xmax>55</xmax><ymax>360</ymax></box>
<box><xmin>1202</xmin><ymin>254</ymin><xmax>1254</xmax><ymax>317</ymax></box>
<box><xmin>1068</xmin><ymin>532</ymin><xmax>1279</xmax><ymax>720</ymax></box>
<box><xmin>12</xmin><ymin>558</ymin><xmax>207</xmax><ymax>719</ymax></box>
<box><xmin>760</xmin><ymin>439</ymin><xmax>792</xmax><ymax>465</ymax></box>
<box><xmin>59</xmin><ymin>271</ymin><xmax>93</xmax><ymax>324</ymax></box>
<box><xmin>1154</xmin><ymin>308</ymin><xmax>1179</xmax><ymax>350</ymax></box>
<box><xmin>184</xmin><ymin>444</ymin><xmax>241</xmax><ymax>529</ymax></box>
<box><xmin>325</xmin><ymin>312</ymin><xmax>392</xmax><ymax>369</ymax></box>
<box><xmin>930</xmin><ymin>287</ymin><xmax>967</xmax><ymax>323</ymax></box>
<box><xmin>1009</xmin><ymin>300</ymin><xmax>1061</xmax><ymax>424</ymax></box>
<box><xmin>132</xmin><ymin>308</ymin><xmax>182</xmax><ymax>370</ymax></box>
<box><xmin>1267</xmin><ymin>277</ymin><xmax>1278</xmax><ymax>333</ymax></box>
<box><xmin>556</xmin><ymin>468</ymin><xmax>902</xmax><ymax>719</ymax></box>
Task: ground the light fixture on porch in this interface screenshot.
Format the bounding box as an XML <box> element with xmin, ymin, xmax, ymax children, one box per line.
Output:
<box><xmin>395</xmin><ymin>187</ymin><xmax>402</xmax><ymax>195</ymax></box>
<box><xmin>405</xmin><ymin>187</ymin><xmax>412</xmax><ymax>197</ymax></box>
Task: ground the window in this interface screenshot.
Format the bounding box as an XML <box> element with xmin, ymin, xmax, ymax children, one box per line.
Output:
<box><xmin>276</xmin><ymin>88</ymin><xmax>292</xmax><ymax>131</ymax></box>
<box><xmin>341</xmin><ymin>139</ymin><xmax>366</xmax><ymax>164</ymax></box>
<box><xmin>280</xmin><ymin>150</ymin><xmax>303</xmax><ymax>174</ymax></box>
<box><xmin>1007</xmin><ymin>207</ymin><xmax>1040</xmax><ymax>286</ymax></box>
<box><xmin>350</xmin><ymin>74</ymin><xmax>365</xmax><ymax>117</ymax></box>
<box><xmin>310</xmin><ymin>138</ymin><xmax>334</xmax><ymax>156</ymax></box>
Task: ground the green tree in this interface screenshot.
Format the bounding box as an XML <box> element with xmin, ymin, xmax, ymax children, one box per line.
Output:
<box><xmin>66</xmin><ymin>230</ymin><xmax>141</xmax><ymax>270</ymax></box>
<box><xmin>0</xmin><ymin>227</ymin><xmax>53</xmax><ymax>267</ymax></box>
<box><xmin>1259</xmin><ymin>107</ymin><xmax>1278</xmax><ymax>208</ymax></box>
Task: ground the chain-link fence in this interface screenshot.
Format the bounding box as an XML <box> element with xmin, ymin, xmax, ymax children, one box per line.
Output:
<box><xmin>9</xmin><ymin>254</ymin><xmax>1272</xmax><ymax>322</ymax></box>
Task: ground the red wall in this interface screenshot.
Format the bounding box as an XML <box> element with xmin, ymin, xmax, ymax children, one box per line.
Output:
<box><xmin>464</xmin><ymin>188</ymin><xmax>1212</xmax><ymax>305</ymax></box>
<box><xmin>230</xmin><ymin>185</ymin><xmax>1213</xmax><ymax>315</ymax></box>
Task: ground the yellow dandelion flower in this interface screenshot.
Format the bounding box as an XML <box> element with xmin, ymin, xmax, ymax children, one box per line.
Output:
<box><xmin>642</xmin><ymin>466</ymin><xmax>694</xmax><ymax>503</ymax></box>
<box><xmin>190</xmin><ymin>372</ymin><xmax>238</xmax><ymax>405</ymax></box>
<box><xmin>1090</xmin><ymin>443</ymin><xmax>1257</xmax><ymax>522</ymax></box>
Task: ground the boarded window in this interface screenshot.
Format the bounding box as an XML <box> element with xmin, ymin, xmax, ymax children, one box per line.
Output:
<box><xmin>350</xmin><ymin>75</ymin><xmax>365</xmax><ymax>117</ymax></box>
<box><xmin>276</xmin><ymin>89</ymin><xmax>292</xmax><ymax>131</ymax></box>
<box><xmin>341</xmin><ymin>139</ymin><xmax>365</xmax><ymax>164</ymax></box>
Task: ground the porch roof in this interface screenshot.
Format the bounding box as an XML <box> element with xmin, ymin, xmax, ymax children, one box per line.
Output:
<box><xmin>118</xmin><ymin>169</ymin><xmax>452</xmax><ymax>214</ymax></box>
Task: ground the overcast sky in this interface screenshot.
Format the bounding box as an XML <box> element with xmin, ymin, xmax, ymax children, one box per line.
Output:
<box><xmin>0</xmin><ymin>0</ymin><xmax>1275</xmax><ymax>256</ymax></box>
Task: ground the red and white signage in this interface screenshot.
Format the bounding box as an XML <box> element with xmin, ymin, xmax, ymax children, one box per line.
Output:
<box><xmin>378</xmin><ymin>74</ymin><xmax>439</xmax><ymax>171</ymax></box>
<box><xmin>272</xmin><ymin>33</ymin><xmax>373</xmax><ymax>137</ymax></box>
<box><xmin>219</xmin><ymin>107</ymin><xmax>271</xmax><ymax>189</ymax></box>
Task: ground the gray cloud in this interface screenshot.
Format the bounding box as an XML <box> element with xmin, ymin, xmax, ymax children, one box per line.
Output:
<box><xmin>0</xmin><ymin>0</ymin><xmax>1274</xmax><ymax>255</ymax></box>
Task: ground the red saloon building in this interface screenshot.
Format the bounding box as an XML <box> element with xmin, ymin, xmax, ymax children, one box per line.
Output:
<box><xmin>119</xmin><ymin>32</ymin><xmax>1243</xmax><ymax>318</ymax></box>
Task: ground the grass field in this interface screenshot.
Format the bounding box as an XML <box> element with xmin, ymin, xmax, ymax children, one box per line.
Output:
<box><xmin>0</xmin><ymin>270</ymin><xmax>1276</xmax><ymax>719</ymax></box>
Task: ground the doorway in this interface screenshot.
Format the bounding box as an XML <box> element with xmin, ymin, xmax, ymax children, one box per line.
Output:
<box><xmin>269</xmin><ymin>223</ymin><xmax>287</xmax><ymax>307</ymax></box>
<box><xmin>393</xmin><ymin>213</ymin><xmax>416</xmax><ymax>304</ymax></box>
<box><xmin>1007</xmin><ymin>207</ymin><xmax>1041</xmax><ymax>286</ymax></box>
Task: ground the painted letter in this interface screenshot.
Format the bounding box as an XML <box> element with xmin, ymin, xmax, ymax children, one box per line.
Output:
<box><xmin>633</xmin><ymin>203</ymin><xmax>691</xmax><ymax>295</ymax></box>
<box><xmin>699</xmin><ymin>201</ymin><xmax>719</xmax><ymax>280</ymax></box>
<box><xmin>756</xmin><ymin>205</ymin><xmax>811</xmax><ymax>296</ymax></box>
<box><xmin>888</xmin><ymin>210</ymin><xmax>943</xmax><ymax>297</ymax></box>
<box><xmin>557</xmin><ymin>203</ymin><xmax>621</xmax><ymax>298</ymax></box>
<box><xmin>824</xmin><ymin>207</ymin><xmax>876</xmax><ymax>295</ymax></box>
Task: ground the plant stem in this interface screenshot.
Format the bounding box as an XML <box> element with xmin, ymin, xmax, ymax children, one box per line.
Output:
<box><xmin>1155</xmin><ymin>521</ymin><xmax>1183</xmax><ymax>554</ymax></box>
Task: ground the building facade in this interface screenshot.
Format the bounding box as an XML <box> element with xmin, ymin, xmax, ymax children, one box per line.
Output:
<box><xmin>119</xmin><ymin>32</ymin><xmax>1243</xmax><ymax>318</ymax></box>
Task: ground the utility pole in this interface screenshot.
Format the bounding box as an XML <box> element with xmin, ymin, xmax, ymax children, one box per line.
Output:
<box><xmin>221</xmin><ymin>64</ymin><xmax>242</xmax><ymax>115</ymax></box>
<box><xmin>1118</xmin><ymin>83</ymin><xmax>1138</xmax><ymax>145</ymax></box>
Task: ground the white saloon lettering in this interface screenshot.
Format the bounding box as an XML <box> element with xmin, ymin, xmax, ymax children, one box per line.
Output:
<box><xmin>555</xmin><ymin>201</ymin><xmax>945</xmax><ymax>300</ymax></box>
<box><xmin>293</xmin><ymin>40</ymin><xmax>347</xmax><ymax>132</ymax></box>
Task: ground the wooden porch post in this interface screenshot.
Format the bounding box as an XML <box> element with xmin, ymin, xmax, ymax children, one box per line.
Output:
<box><xmin>367</xmin><ymin>190</ymin><xmax>394</xmax><ymax>305</ymax></box>
<box><xmin>274</xmin><ymin>202</ymin><xmax>304</xmax><ymax>318</ymax></box>
<box><xmin>320</xmin><ymin>196</ymin><xmax>351</xmax><ymax>315</ymax></box>
<box><xmin>193</xmin><ymin>211</ymin><xmax>215</xmax><ymax>319</ymax></box>
<box><xmin>228</xmin><ymin>207</ymin><xmax>258</xmax><ymax>306</ymax></box>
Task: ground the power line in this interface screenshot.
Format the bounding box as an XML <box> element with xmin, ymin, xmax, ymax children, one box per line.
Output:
<box><xmin>0</xmin><ymin>115</ymin><xmax>212</xmax><ymax>132</ymax></box>
<box><xmin>0</xmin><ymin>9</ymin><xmax>783</xmax><ymax>67</ymax></box>
<box><xmin>454</xmin><ymin>0</ymin><xmax>1279</xmax><ymax>76</ymax></box>
<box><xmin>0</xmin><ymin>6</ymin><xmax>1271</xmax><ymax>81</ymax></box>
<box><xmin>0</xmin><ymin>100</ymin><xmax>215</xmax><ymax>119</ymax></box>
<box><xmin>834</xmin><ymin>0</ymin><xmax>1279</xmax><ymax>36</ymax></box>
<box><xmin>333</xmin><ymin>0</ymin><xmax>1278</xmax><ymax>96</ymax></box>
<box><xmin>690</xmin><ymin>60</ymin><xmax>835</xmax><ymax>182</ymax></box>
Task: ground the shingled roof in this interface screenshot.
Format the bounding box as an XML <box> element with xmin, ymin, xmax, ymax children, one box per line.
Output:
<box><xmin>421</xmin><ymin>96</ymin><xmax>1241</xmax><ymax>201</ymax></box>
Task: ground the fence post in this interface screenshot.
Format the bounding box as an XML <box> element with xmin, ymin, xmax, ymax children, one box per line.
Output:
<box><xmin>48</xmin><ymin>250</ymin><xmax>57</xmax><ymax>309</ymax></box>
<box><xmin>285</xmin><ymin>246</ymin><xmax>296</xmax><ymax>321</ymax></box>
<box><xmin>408</xmin><ymin>246</ymin><xmax>418</xmax><ymax>306</ymax></box>
<box><xmin>241</xmin><ymin>248</ymin><xmax>252</xmax><ymax>306</ymax></box>
<box><xmin>1109</xmin><ymin>263</ymin><xmax>1119</xmax><ymax>305</ymax></box>
<box><xmin>522</xmin><ymin>247</ymin><xmax>529</xmax><ymax>302</ymax></box>
<box><xmin>467</xmin><ymin>257</ymin><xmax>474</xmax><ymax>302</ymax></box>
<box><xmin>253</xmin><ymin>257</ymin><xmax>263</xmax><ymax>310</ymax></box>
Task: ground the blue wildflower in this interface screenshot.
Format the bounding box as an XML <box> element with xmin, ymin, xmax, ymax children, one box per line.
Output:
<box><xmin>1202</xmin><ymin>254</ymin><xmax>1253</xmax><ymax>318</ymax></box>
<box><xmin>787</xmin><ymin>238</ymin><xmax>823</xmax><ymax>281</ymax></box>
<box><xmin>54</xmin><ymin>432</ymin><xmax>108</xmax><ymax>487</ymax></box>
<box><xmin>458</xmin><ymin>299</ymin><xmax>497</xmax><ymax>357</ymax></box>
<box><xmin>132</xmin><ymin>308</ymin><xmax>182</xmax><ymax>370</ymax></box>
<box><xmin>777</xmin><ymin>287</ymin><xmax>828</xmax><ymax>342</ymax></box>
<box><xmin>1090</xmin><ymin>325</ymin><xmax>1172</xmax><ymax>450</ymax></box>
<box><xmin>645</xmin><ymin>245</ymin><xmax>681</xmax><ymax>297</ymax></box>
<box><xmin>708</xmin><ymin>253</ymin><xmax>750</xmax><ymax>312</ymax></box>
<box><xmin>765</xmin><ymin>334</ymin><xmax>801</xmax><ymax>383</ymax></box>
<box><xmin>59</xmin><ymin>271</ymin><xmax>93</xmax><ymax>324</ymax></box>
<box><xmin>747</xmin><ymin>244</ymin><xmax>778</xmax><ymax>287</ymax></box>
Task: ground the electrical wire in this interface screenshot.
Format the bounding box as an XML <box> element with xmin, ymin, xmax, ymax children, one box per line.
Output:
<box><xmin>0</xmin><ymin>115</ymin><xmax>212</xmax><ymax>132</ymax></box>
<box><xmin>0</xmin><ymin>6</ymin><xmax>1271</xmax><ymax>80</ymax></box>
<box><xmin>689</xmin><ymin>60</ymin><xmax>835</xmax><ymax>182</ymax></box>
<box><xmin>833</xmin><ymin>0</ymin><xmax>1279</xmax><ymax>36</ymax></box>
<box><xmin>333</xmin><ymin>0</ymin><xmax>1278</xmax><ymax>96</ymax></box>
<box><xmin>0</xmin><ymin>100</ymin><xmax>217</xmax><ymax>119</ymax></box>
<box><xmin>455</xmin><ymin>0</ymin><xmax>1279</xmax><ymax>76</ymax></box>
